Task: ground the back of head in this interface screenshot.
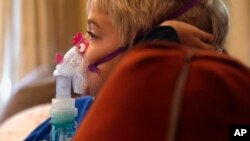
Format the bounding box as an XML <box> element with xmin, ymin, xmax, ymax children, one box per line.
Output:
<box><xmin>86</xmin><ymin>0</ymin><xmax>229</xmax><ymax>47</ymax></box>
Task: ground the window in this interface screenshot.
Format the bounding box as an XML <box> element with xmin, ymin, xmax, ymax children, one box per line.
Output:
<box><xmin>0</xmin><ymin>0</ymin><xmax>21</xmax><ymax>101</ymax></box>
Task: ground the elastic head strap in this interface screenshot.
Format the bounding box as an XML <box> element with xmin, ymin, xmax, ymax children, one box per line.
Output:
<box><xmin>167</xmin><ymin>0</ymin><xmax>202</xmax><ymax>20</ymax></box>
<box><xmin>88</xmin><ymin>46</ymin><xmax>128</xmax><ymax>73</ymax></box>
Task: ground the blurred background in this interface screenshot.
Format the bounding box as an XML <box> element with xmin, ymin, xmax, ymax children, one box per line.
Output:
<box><xmin>0</xmin><ymin>0</ymin><xmax>249</xmax><ymax>115</ymax></box>
<box><xmin>0</xmin><ymin>0</ymin><xmax>87</xmax><ymax>103</ymax></box>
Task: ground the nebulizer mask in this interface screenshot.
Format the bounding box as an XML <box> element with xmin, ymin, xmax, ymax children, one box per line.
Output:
<box><xmin>50</xmin><ymin>32</ymin><xmax>89</xmax><ymax>141</ymax></box>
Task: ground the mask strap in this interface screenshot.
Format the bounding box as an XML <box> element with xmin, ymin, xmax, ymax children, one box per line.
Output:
<box><xmin>167</xmin><ymin>0</ymin><xmax>202</xmax><ymax>20</ymax></box>
<box><xmin>88</xmin><ymin>46</ymin><xmax>128</xmax><ymax>73</ymax></box>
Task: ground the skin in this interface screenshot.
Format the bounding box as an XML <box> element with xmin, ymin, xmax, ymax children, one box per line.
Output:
<box><xmin>83</xmin><ymin>6</ymin><xmax>215</xmax><ymax>96</ymax></box>
<box><xmin>85</xmin><ymin>7</ymin><xmax>126</xmax><ymax>95</ymax></box>
<box><xmin>161</xmin><ymin>21</ymin><xmax>215</xmax><ymax>49</ymax></box>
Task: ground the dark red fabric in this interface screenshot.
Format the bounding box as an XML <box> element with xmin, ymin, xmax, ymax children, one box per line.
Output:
<box><xmin>74</xmin><ymin>41</ymin><xmax>250</xmax><ymax>141</ymax></box>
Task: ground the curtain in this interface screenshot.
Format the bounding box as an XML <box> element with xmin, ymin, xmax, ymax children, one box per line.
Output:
<box><xmin>0</xmin><ymin>0</ymin><xmax>4</xmax><ymax>81</ymax></box>
<box><xmin>0</xmin><ymin>0</ymin><xmax>18</xmax><ymax>101</ymax></box>
<box><xmin>19</xmin><ymin>0</ymin><xmax>87</xmax><ymax>78</ymax></box>
<box><xmin>0</xmin><ymin>0</ymin><xmax>87</xmax><ymax>100</ymax></box>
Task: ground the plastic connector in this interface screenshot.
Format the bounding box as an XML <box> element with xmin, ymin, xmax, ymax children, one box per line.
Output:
<box><xmin>53</xmin><ymin>47</ymin><xmax>86</xmax><ymax>96</ymax></box>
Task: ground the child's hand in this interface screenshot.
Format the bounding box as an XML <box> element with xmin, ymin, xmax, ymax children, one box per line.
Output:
<box><xmin>161</xmin><ymin>20</ymin><xmax>215</xmax><ymax>50</ymax></box>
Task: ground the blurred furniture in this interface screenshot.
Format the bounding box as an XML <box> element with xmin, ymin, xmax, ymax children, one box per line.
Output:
<box><xmin>0</xmin><ymin>66</ymin><xmax>55</xmax><ymax>124</ymax></box>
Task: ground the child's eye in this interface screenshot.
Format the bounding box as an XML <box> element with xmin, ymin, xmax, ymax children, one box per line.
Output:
<box><xmin>86</xmin><ymin>31</ymin><xmax>98</xmax><ymax>41</ymax></box>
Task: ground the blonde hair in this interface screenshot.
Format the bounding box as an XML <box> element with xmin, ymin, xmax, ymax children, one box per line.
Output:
<box><xmin>86</xmin><ymin>0</ymin><xmax>229</xmax><ymax>47</ymax></box>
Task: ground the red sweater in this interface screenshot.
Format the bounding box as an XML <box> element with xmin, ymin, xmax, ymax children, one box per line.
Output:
<box><xmin>74</xmin><ymin>41</ymin><xmax>250</xmax><ymax>141</ymax></box>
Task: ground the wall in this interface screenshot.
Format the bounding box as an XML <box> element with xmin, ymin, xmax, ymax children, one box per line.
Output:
<box><xmin>226</xmin><ymin>0</ymin><xmax>250</xmax><ymax>67</ymax></box>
